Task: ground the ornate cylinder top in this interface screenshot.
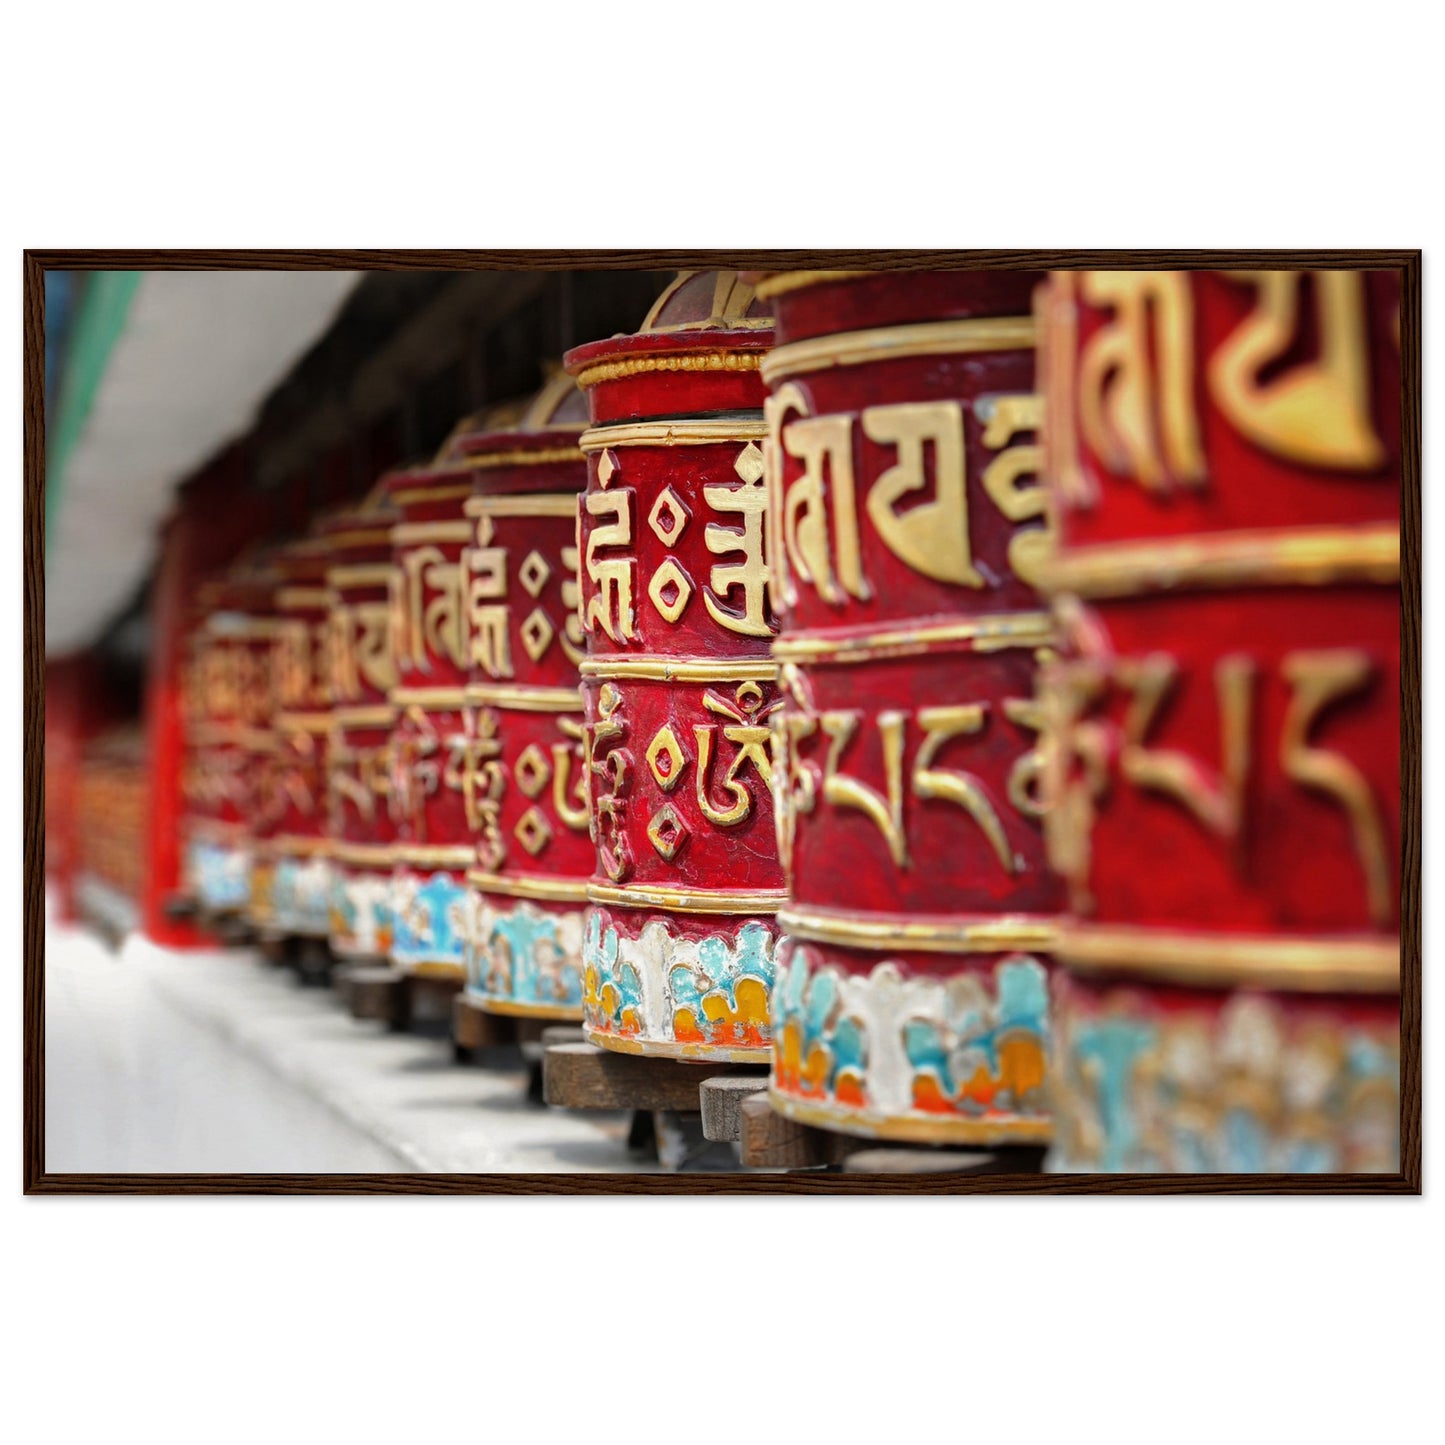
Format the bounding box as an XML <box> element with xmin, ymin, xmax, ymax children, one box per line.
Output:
<box><xmin>564</xmin><ymin>271</ymin><xmax>773</xmax><ymax>423</ymax></box>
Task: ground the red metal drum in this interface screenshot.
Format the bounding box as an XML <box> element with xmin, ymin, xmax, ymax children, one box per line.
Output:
<box><xmin>267</xmin><ymin>535</ymin><xmax>335</xmax><ymax>940</ymax></box>
<box><xmin>320</xmin><ymin>503</ymin><xmax>400</xmax><ymax>962</ymax></box>
<box><xmin>756</xmin><ymin>268</ymin><xmax>1060</xmax><ymax>1144</ymax></box>
<box><xmin>565</xmin><ymin>272</ymin><xmax>784</xmax><ymax>1061</ymax></box>
<box><xmin>456</xmin><ymin>379</ymin><xmax>595</xmax><ymax>1018</ymax></box>
<box><xmin>1037</xmin><ymin>268</ymin><xmax>1401</xmax><ymax>1172</ymax></box>
<box><xmin>228</xmin><ymin>559</ymin><xmax>283</xmax><ymax>935</ymax></box>
<box><xmin>186</xmin><ymin>571</ymin><xmax>273</xmax><ymax>917</ymax></box>
<box><xmin>384</xmin><ymin>444</ymin><xmax>480</xmax><ymax>984</ymax></box>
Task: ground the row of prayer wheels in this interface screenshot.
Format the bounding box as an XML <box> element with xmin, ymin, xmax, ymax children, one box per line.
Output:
<box><xmin>176</xmin><ymin>265</ymin><xmax>1403</xmax><ymax>1172</ymax></box>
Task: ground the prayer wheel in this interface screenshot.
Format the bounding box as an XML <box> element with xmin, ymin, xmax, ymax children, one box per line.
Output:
<box><xmin>1037</xmin><ymin>268</ymin><xmax>1402</xmax><ymax>1172</ymax></box>
<box><xmin>458</xmin><ymin>377</ymin><xmax>595</xmax><ymax>1018</ymax></box>
<box><xmin>320</xmin><ymin>503</ymin><xmax>400</xmax><ymax>963</ymax></box>
<box><xmin>565</xmin><ymin>272</ymin><xmax>783</xmax><ymax>1061</ymax></box>
<box><xmin>384</xmin><ymin>443</ymin><xmax>481</xmax><ymax>984</ymax></box>
<box><xmin>757</xmin><ymin>268</ymin><xmax>1060</xmax><ymax>1144</ymax></box>
<box><xmin>267</xmin><ymin>534</ymin><xmax>335</xmax><ymax>941</ymax></box>
<box><xmin>186</xmin><ymin>569</ymin><xmax>274</xmax><ymax>919</ymax></box>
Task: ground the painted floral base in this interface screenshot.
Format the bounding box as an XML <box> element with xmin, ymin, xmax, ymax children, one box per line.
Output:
<box><xmin>770</xmin><ymin>939</ymin><xmax>1054</xmax><ymax>1144</ymax></box>
<box><xmin>390</xmin><ymin>868</ymin><xmax>469</xmax><ymax>977</ymax></box>
<box><xmin>582</xmin><ymin>906</ymin><xmax>777</xmax><ymax>1061</ymax></box>
<box><xmin>272</xmin><ymin>854</ymin><xmax>333</xmax><ymax>938</ymax></box>
<box><xmin>193</xmin><ymin>840</ymin><xmax>252</xmax><ymax>914</ymax></box>
<box><xmin>328</xmin><ymin>866</ymin><xmax>395</xmax><ymax>961</ymax></box>
<box><xmin>1048</xmin><ymin>974</ymin><xmax>1400</xmax><ymax>1173</ymax></box>
<box><xmin>465</xmin><ymin>892</ymin><xmax>585</xmax><ymax>1017</ymax></box>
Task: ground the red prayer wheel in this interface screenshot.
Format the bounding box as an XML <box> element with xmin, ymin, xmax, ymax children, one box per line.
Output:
<box><xmin>565</xmin><ymin>272</ymin><xmax>784</xmax><ymax>1061</ymax></box>
<box><xmin>756</xmin><ymin>268</ymin><xmax>1059</xmax><ymax>1144</ymax></box>
<box><xmin>383</xmin><ymin>441</ymin><xmax>481</xmax><ymax>983</ymax></box>
<box><xmin>456</xmin><ymin>377</ymin><xmax>594</xmax><ymax>1017</ymax></box>
<box><xmin>186</xmin><ymin>568</ymin><xmax>275</xmax><ymax>917</ymax></box>
<box><xmin>229</xmin><ymin>558</ymin><xmax>283</xmax><ymax>934</ymax></box>
<box><xmin>320</xmin><ymin>502</ymin><xmax>400</xmax><ymax>962</ymax></box>
<box><xmin>1037</xmin><ymin>268</ymin><xmax>1402</xmax><ymax>1172</ymax></box>
<box><xmin>268</xmin><ymin>534</ymin><xmax>335</xmax><ymax>939</ymax></box>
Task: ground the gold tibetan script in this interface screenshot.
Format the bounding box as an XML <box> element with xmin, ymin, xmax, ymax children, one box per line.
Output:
<box><xmin>1209</xmin><ymin>271</ymin><xmax>1386</xmax><ymax>472</ymax></box>
<box><xmin>703</xmin><ymin>467</ymin><xmax>773</xmax><ymax>638</ymax></box>
<box><xmin>584</xmin><ymin>489</ymin><xmax>636</xmax><ymax>644</ymax></box>
<box><xmin>467</xmin><ymin>523</ymin><xmax>513</xmax><ymax>679</ymax></box>
<box><xmin>1077</xmin><ymin>270</ymin><xmax>1206</xmax><ymax>493</ymax></box>
<box><xmin>768</xmin><ymin>385</ymin><xmax>1049</xmax><ymax>604</ymax></box>
<box><xmin>400</xmin><ymin>546</ymin><xmax>469</xmax><ymax>673</ymax></box>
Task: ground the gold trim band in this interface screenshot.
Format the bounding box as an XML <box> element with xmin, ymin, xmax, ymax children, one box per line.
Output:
<box><xmin>393</xmin><ymin>845</ymin><xmax>477</xmax><ymax>868</ymax></box>
<box><xmin>391</xmin><ymin>686</ymin><xmax>470</xmax><ymax>710</ymax></box>
<box><xmin>392</xmin><ymin>520</ymin><xmax>472</xmax><ymax>545</ymax></box>
<box><xmin>473</xmin><ymin>995</ymin><xmax>585</xmax><ymax>1021</ymax></box>
<box><xmin>753</xmin><ymin>270</ymin><xmax>877</xmax><ymax>301</ymax></box>
<box><xmin>327</xmin><ymin>565</ymin><xmax>394</xmax><ymax>589</ymax></box>
<box><xmin>780</xmin><ymin>906</ymin><xmax>1060</xmax><ymax>955</ymax></box>
<box><xmin>399</xmin><ymin>960</ymin><xmax>467</xmax><ymax>982</ymax></box>
<box><xmin>330</xmin><ymin>842</ymin><xmax>395</xmax><ymax>867</ymax></box>
<box><xmin>276</xmin><ymin>711</ymin><xmax>332</xmax><ymax>733</ymax></box>
<box><xmin>580</xmin><ymin>419</ymin><xmax>769</xmax><ymax>452</ymax></box>
<box><xmin>386</xmin><ymin>483</ymin><xmax>473</xmax><ymax>508</ymax></box>
<box><xmin>321</xmin><ymin>528</ymin><xmax>393</xmax><ymax>551</ymax></box>
<box><xmin>773</xmin><ymin>612</ymin><xmax>1056</xmax><ymax>666</ymax></box>
<box><xmin>273</xmin><ymin>835</ymin><xmax>332</xmax><ymax>858</ymax></box>
<box><xmin>188</xmin><ymin>819</ymin><xmax>247</xmax><ymax>843</ymax></box>
<box><xmin>584</xmin><ymin>1027</ymin><xmax>770</xmax><ymax>1066</ymax></box>
<box><xmin>1059</xmin><ymin>924</ymin><xmax>1400</xmax><ymax>995</ymax></box>
<box><xmin>573</xmin><ymin>351</ymin><xmax>764</xmax><ymax>391</ymax></box>
<box><xmin>208</xmin><ymin>618</ymin><xmax>284</xmax><ymax>640</ymax></box>
<box><xmin>189</xmin><ymin>723</ymin><xmax>246</xmax><ymax>746</ymax></box>
<box><xmin>332</xmin><ymin>705</ymin><xmax>395</xmax><ymax>729</ymax></box>
<box><xmin>466</xmin><ymin>683</ymin><xmax>583</xmax><ymax>712</ymax></box>
<box><xmin>762</xmin><ymin>316</ymin><xmax>1037</xmax><ymax>385</ymax></box>
<box><xmin>587</xmin><ymin>882</ymin><xmax>787</xmax><ymax>917</ymax></box>
<box><xmin>276</xmin><ymin>588</ymin><xmax>329</xmax><ymax>611</ymax></box>
<box><xmin>768</xmin><ymin>1090</ymin><xmax>1055</xmax><ymax>1147</ymax></box>
<box><xmin>1042</xmin><ymin>524</ymin><xmax>1400</xmax><ymax>600</ymax></box>
<box><xmin>468</xmin><ymin>871</ymin><xmax>592</xmax><ymax>904</ymax></box>
<box><xmin>463</xmin><ymin>495</ymin><xmax>578</xmax><ymax>519</ymax></box>
<box><xmin>580</xmin><ymin>657</ymin><xmax>779</xmax><ymax>684</ymax></box>
<box><xmin>464</xmin><ymin>445</ymin><xmax>584</xmax><ymax>470</ymax></box>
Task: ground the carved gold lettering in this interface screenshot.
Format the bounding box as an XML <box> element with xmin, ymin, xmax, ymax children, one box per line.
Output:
<box><xmin>703</xmin><ymin>469</ymin><xmax>773</xmax><ymax>638</ymax></box>
<box><xmin>1209</xmin><ymin>271</ymin><xmax>1386</xmax><ymax>472</ymax></box>
<box><xmin>1279</xmin><ymin>649</ymin><xmax>1391</xmax><ymax>926</ymax></box>
<box><xmin>913</xmin><ymin>705</ymin><xmax>1015</xmax><ymax>874</ymax></box>
<box><xmin>551</xmin><ymin>716</ymin><xmax>591</xmax><ymax>832</ymax></box>
<box><xmin>980</xmin><ymin>394</ymin><xmax>1052</xmax><ymax>587</ymax></box>
<box><xmin>584</xmin><ymin>490</ymin><xmax>635</xmax><ymax>644</ymax></box>
<box><xmin>861</xmin><ymin>401</ymin><xmax>982</xmax><ymax>587</ymax></box>
<box><xmin>1078</xmin><ymin>271</ymin><xmax>1206</xmax><ymax>491</ymax></box>
<box><xmin>821</xmin><ymin>709</ymin><xmax>908</xmax><ymax>867</ymax></box>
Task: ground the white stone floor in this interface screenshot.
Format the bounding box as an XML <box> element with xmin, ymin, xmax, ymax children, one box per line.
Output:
<box><xmin>44</xmin><ymin>901</ymin><xmax>651</xmax><ymax>1174</ymax></box>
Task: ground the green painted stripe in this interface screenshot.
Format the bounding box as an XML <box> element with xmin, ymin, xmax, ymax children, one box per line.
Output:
<box><xmin>45</xmin><ymin>271</ymin><xmax>143</xmax><ymax>556</ymax></box>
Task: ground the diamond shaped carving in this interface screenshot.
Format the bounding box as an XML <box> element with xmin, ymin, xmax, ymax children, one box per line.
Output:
<box><xmin>515</xmin><ymin>743</ymin><xmax>551</xmax><ymax>798</ymax></box>
<box><xmin>647</xmin><ymin>558</ymin><xmax>693</xmax><ymax>624</ymax></box>
<box><xmin>519</xmin><ymin>550</ymin><xmax>552</xmax><ymax>598</ymax></box>
<box><xmin>646</xmin><ymin>803</ymin><xmax>689</xmax><ymax>861</ymax></box>
<box><xmin>515</xmin><ymin>806</ymin><xmax>553</xmax><ymax>856</ymax></box>
<box><xmin>645</xmin><ymin>724</ymin><xmax>688</xmax><ymax>793</ymax></box>
<box><xmin>734</xmin><ymin>441</ymin><xmax>765</xmax><ymax>484</ymax></box>
<box><xmin>520</xmin><ymin>608</ymin><xmax>555</xmax><ymax>661</ymax></box>
<box><xmin>647</xmin><ymin>486</ymin><xmax>690</xmax><ymax>545</ymax></box>
<box><xmin>597</xmin><ymin>449</ymin><xmax>619</xmax><ymax>488</ymax></box>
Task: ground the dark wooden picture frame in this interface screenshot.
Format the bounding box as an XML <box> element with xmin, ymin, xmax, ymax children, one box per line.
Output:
<box><xmin>22</xmin><ymin>248</ymin><xmax>1422</xmax><ymax>1195</ymax></box>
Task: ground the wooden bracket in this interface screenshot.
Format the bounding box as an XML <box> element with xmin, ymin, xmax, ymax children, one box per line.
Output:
<box><xmin>698</xmin><ymin>1075</ymin><xmax>771</xmax><ymax>1143</ymax></box>
<box><xmin>543</xmin><ymin>1040</ymin><xmax>756</xmax><ymax>1114</ymax></box>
